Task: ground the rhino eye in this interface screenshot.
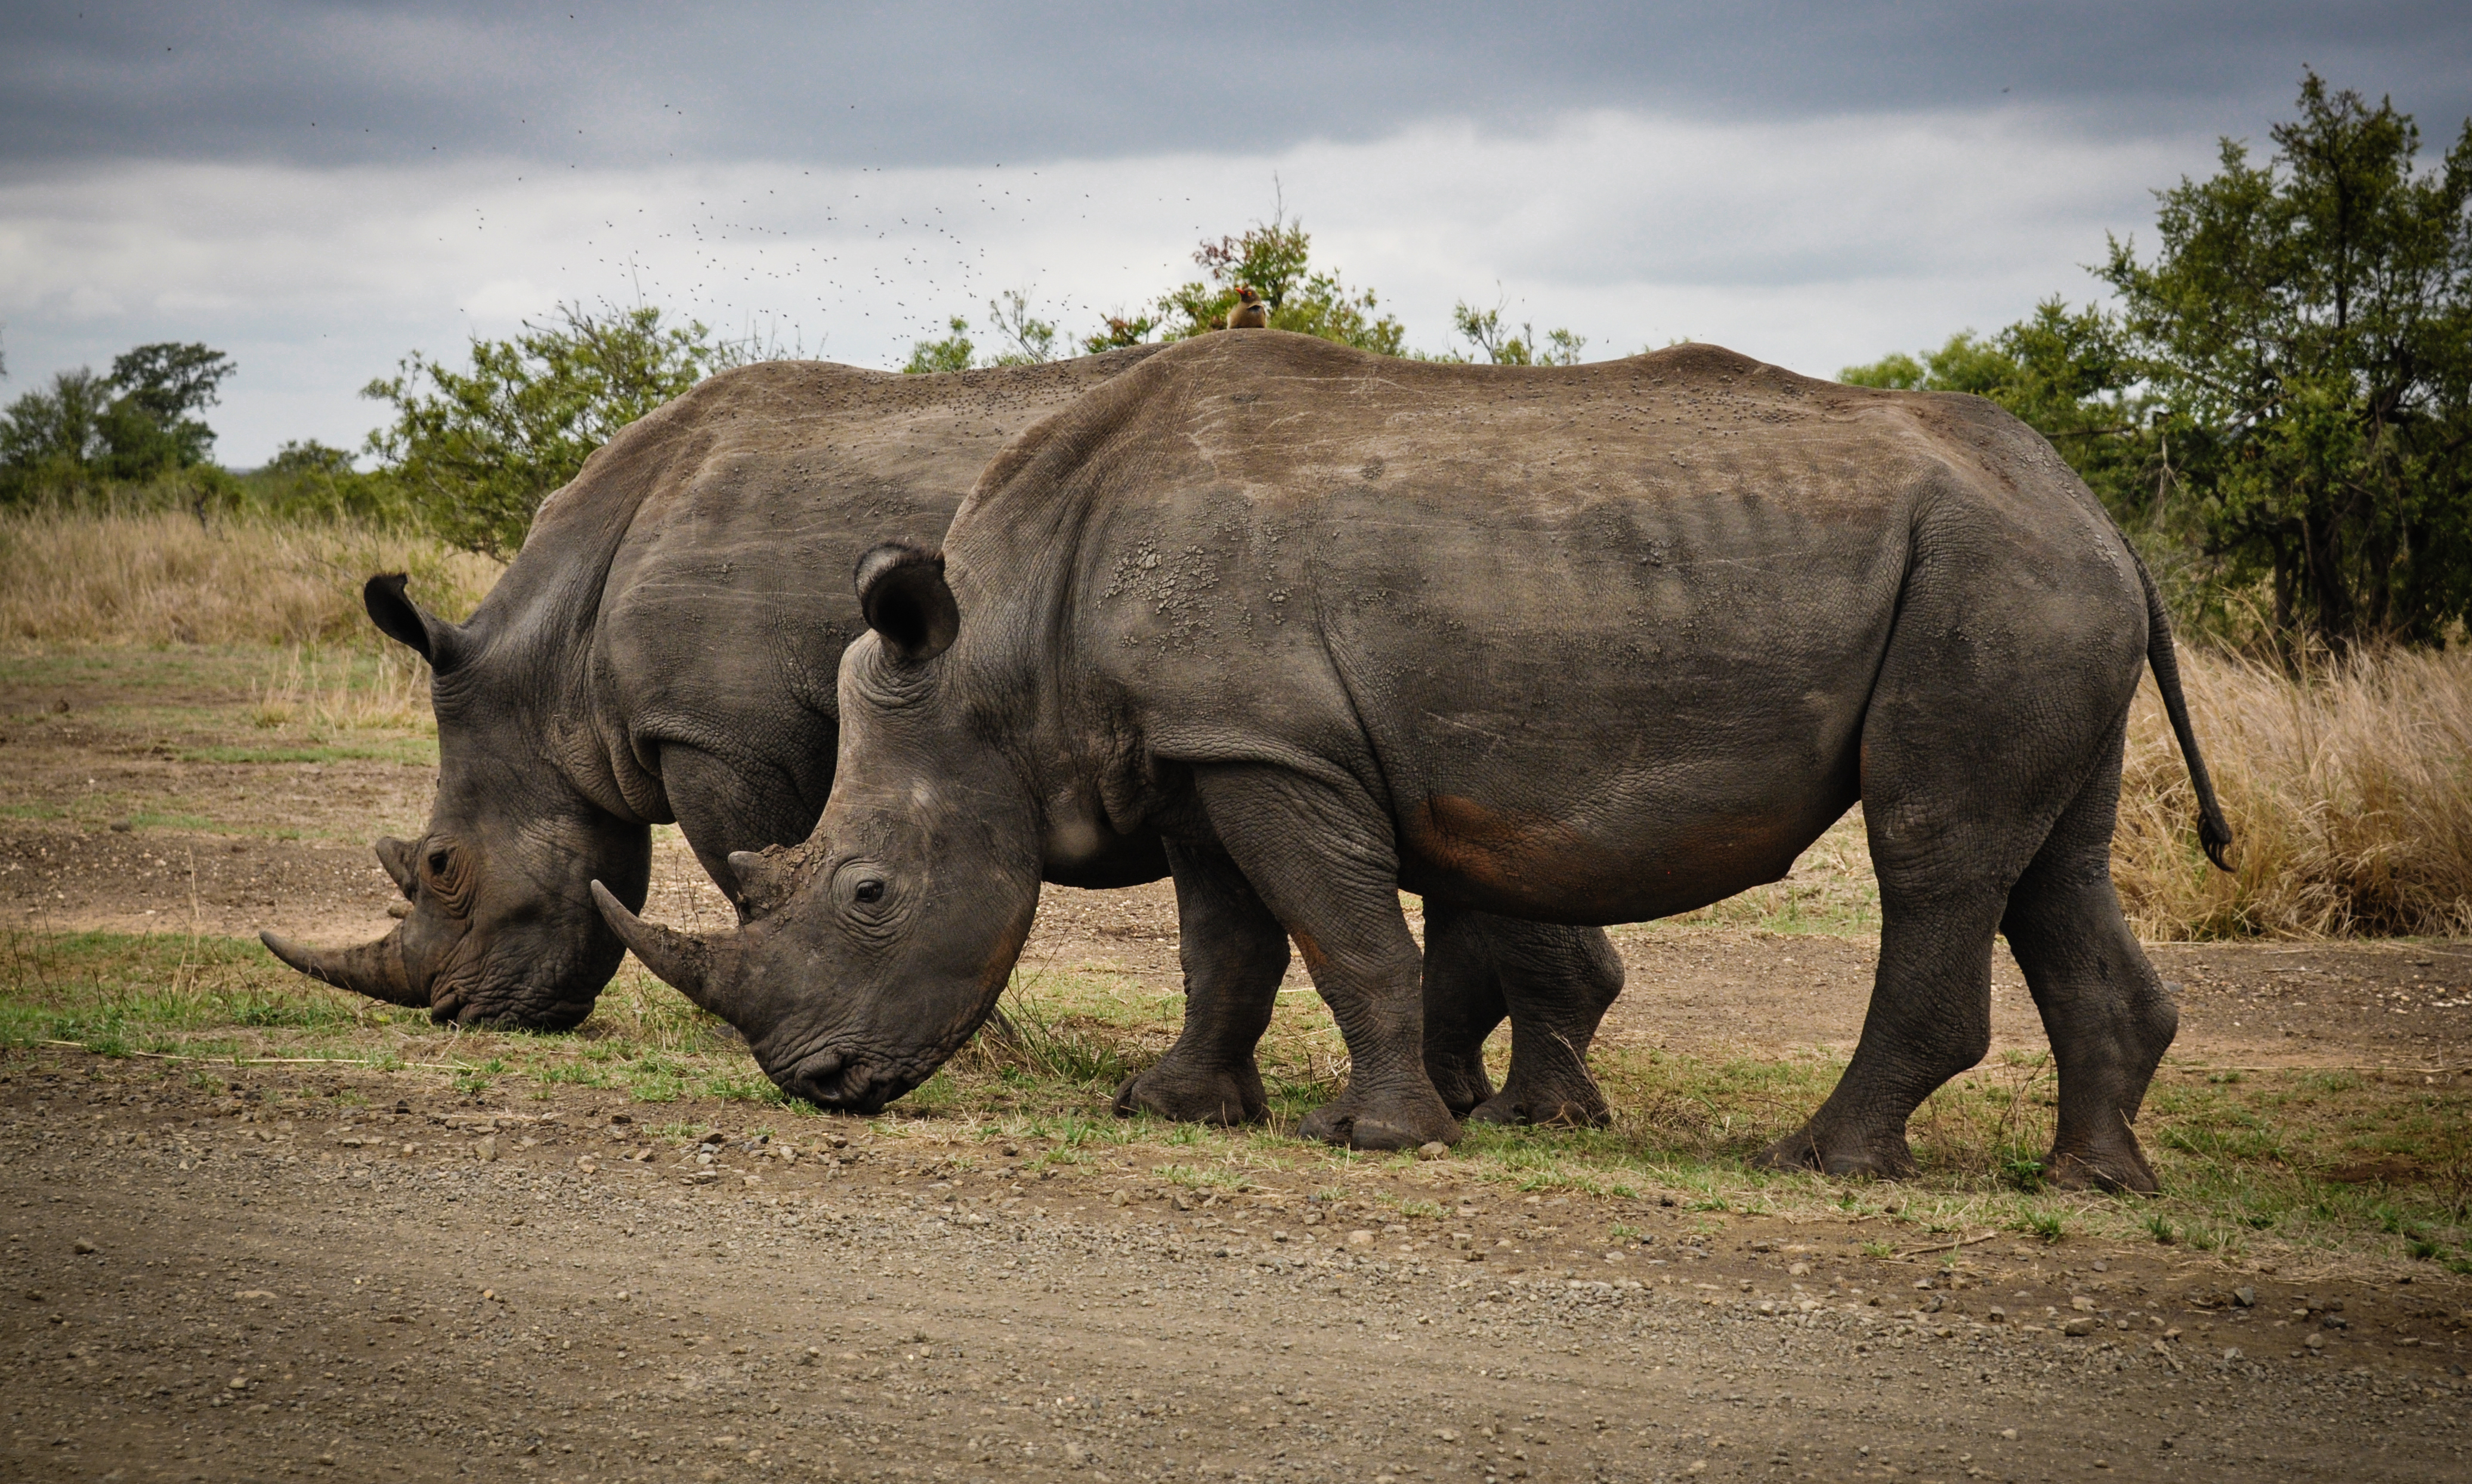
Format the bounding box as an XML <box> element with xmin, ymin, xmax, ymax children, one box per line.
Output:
<box><xmin>852</xmin><ymin>879</ymin><xmax>885</xmax><ymax>905</ymax></box>
<box><xmin>427</xmin><ymin>850</ymin><xmax>452</xmax><ymax>876</ymax></box>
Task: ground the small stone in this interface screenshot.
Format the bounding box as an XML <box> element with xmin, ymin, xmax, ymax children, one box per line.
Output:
<box><xmin>72</xmin><ymin>1239</ymin><xmax>96</xmax><ymax>1255</ymax></box>
<box><xmin>2233</xmin><ymin>1286</ymin><xmax>2256</xmax><ymax>1307</ymax></box>
<box><xmin>2304</xmin><ymin>1332</ymin><xmax>2325</xmax><ymax>1350</ymax></box>
<box><xmin>2000</xmin><ymin>1429</ymin><xmax>2017</xmax><ymax>1441</ymax></box>
<box><xmin>1416</xmin><ymin>1141</ymin><xmax>1450</xmax><ymax>1161</ymax></box>
<box><xmin>2222</xmin><ymin>1347</ymin><xmax>2243</xmax><ymax>1362</ymax></box>
<box><xmin>108</xmin><ymin>820</ymin><xmax>132</xmax><ymax>833</ymax></box>
<box><xmin>1348</xmin><ymin>1230</ymin><xmax>1376</xmax><ymax>1248</ymax></box>
<box><xmin>2062</xmin><ymin>1317</ymin><xmax>2098</xmax><ymax>1337</ymax></box>
<box><xmin>476</xmin><ymin>1136</ymin><xmax>498</xmax><ymax>1162</ymax></box>
<box><xmin>227</xmin><ymin>1376</ymin><xmax>249</xmax><ymax>1391</ymax></box>
<box><xmin>1987</xmin><ymin>1307</ymin><xmax>2007</xmax><ymax>1323</ymax></box>
<box><xmin>1435</xmin><ymin>1429</ymin><xmax>1460</xmax><ymax>1443</ymax></box>
<box><xmin>1788</xmin><ymin>1261</ymin><xmax>1811</xmax><ymax>1276</ymax></box>
<box><xmin>2071</xmin><ymin>1296</ymin><xmax>2097</xmax><ymax>1312</ymax></box>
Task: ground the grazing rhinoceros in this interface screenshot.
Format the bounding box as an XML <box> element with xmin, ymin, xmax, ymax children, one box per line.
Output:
<box><xmin>259</xmin><ymin>347</ymin><xmax>1624</xmax><ymax>1129</ymax></box>
<box><xmin>595</xmin><ymin>331</ymin><xmax>2230</xmax><ymax>1188</ymax></box>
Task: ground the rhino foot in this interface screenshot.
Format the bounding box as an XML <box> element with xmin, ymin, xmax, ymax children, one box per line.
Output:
<box><xmin>1467</xmin><ymin>1084</ymin><xmax>1611</xmax><ymax>1129</ymax></box>
<box><xmin>2043</xmin><ymin>1141</ymin><xmax>2160</xmax><ymax>1195</ymax></box>
<box><xmin>1425</xmin><ymin>1047</ymin><xmax>1495</xmax><ymax>1118</ymax></box>
<box><xmin>1111</xmin><ymin>1061</ymin><xmax>1265</xmax><ymax>1126</ymax></box>
<box><xmin>1299</xmin><ymin>1087</ymin><xmax>1460</xmax><ymax>1151</ymax></box>
<box><xmin>1753</xmin><ymin>1124</ymin><xmax>1918</xmax><ymax>1181</ymax></box>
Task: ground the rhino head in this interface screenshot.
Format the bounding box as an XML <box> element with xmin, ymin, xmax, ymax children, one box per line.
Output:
<box><xmin>592</xmin><ymin>545</ymin><xmax>1041</xmax><ymax>1109</ymax></box>
<box><xmin>261</xmin><ymin>573</ymin><xmax>652</xmax><ymax>1029</ymax></box>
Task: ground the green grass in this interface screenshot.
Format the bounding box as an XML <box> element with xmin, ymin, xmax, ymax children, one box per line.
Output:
<box><xmin>2</xmin><ymin>923</ymin><xmax>2467</xmax><ymax>1275</ymax></box>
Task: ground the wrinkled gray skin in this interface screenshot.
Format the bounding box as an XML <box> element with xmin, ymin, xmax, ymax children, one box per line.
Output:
<box><xmin>598</xmin><ymin>332</ymin><xmax>2231</xmax><ymax>1185</ymax></box>
<box><xmin>259</xmin><ymin>348</ymin><xmax>1621</xmax><ymax>1126</ymax></box>
<box><xmin>259</xmin><ymin>351</ymin><xmax>1166</xmax><ymax>1029</ymax></box>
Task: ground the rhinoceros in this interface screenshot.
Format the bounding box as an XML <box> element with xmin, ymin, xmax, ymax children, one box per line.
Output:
<box><xmin>259</xmin><ymin>348</ymin><xmax>1624</xmax><ymax>1129</ymax></box>
<box><xmin>595</xmin><ymin>331</ymin><xmax>2230</xmax><ymax>1186</ymax></box>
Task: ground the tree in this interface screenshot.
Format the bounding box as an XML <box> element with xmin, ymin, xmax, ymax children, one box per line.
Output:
<box><xmin>901</xmin><ymin>316</ymin><xmax>975</xmax><ymax>375</ymax></box>
<box><xmin>1151</xmin><ymin>213</ymin><xmax>1406</xmax><ymax>354</ymax></box>
<box><xmin>0</xmin><ymin>368</ymin><xmax>113</xmax><ymax>500</ymax></box>
<box><xmin>981</xmin><ymin>290</ymin><xmax>1060</xmax><ymax>366</ymax></box>
<box><xmin>2099</xmin><ymin>72</ymin><xmax>2472</xmax><ymax>651</ymax></box>
<box><xmin>0</xmin><ymin>342</ymin><xmax>235</xmax><ymax>502</ymax></box>
<box><xmin>1450</xmin><ymin>299</ymin><xmax>1587</xmax><ymax>366</ymax></box>
<box><xmin>1839</xmin><ymin>301</ymin><xmax>2161</xmax><ymax>530</ymax></box>
<box><xmin>363</xmin><ymin>302</ymin><xmax>734</xmax><ymax>556</ymax></box>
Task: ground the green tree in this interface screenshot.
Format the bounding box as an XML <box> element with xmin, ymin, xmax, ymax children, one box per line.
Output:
<box><xmin>2099</xmin><ymin>72</ymin><xmax>2472</xmax><ymax>651</ymax></box>
<box><xmin>0</xmin><ymin>342</ymin><xmax>235</xmax><ymax>502</ymax></box>
<box><xmin>981</xmin><ymin>290</ymin><xmax>1061</xmax><ymax>366</ymax></box>
<box><xmin>363</xmin><ymin>302</ymin><xmax>734</xmax><ymax>556</ymax></box>
<box><xmin>901</xmin><ymin>316</ymin><xmax>976</xmax><ymax>375</ymax></box>
<box><xmin>0</xmin><ymin>367</ymin><xmax>113</xmax><ymax>500</ymax></box>
<box><xmin>1153</xmin><ymin>214</ymin><xmax>1406</xmax><ymax>354</ymax></box>
<box><xmin>1450</xmin><ymin>299</ymin><xmax>1588</xmax><ymax>366</ymax></box>
<box><xmin>100</xmin><ymin>342</ymin><xmax>236</xmax><ymax>476</ymax></box>
<box><xmin>1839</xmin><ymin>301</ymin><xmax>2159</xmax><ymax>529</ymax></box>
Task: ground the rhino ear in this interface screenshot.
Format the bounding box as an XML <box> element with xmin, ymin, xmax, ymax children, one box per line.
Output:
<box><xmin>363</xmin><ymin>573</ymin><xmax>464</xmax><ymax>670</ymax></box>
<box><xmin>853</xmin><ymin>543</ymin><xmax>960</xmax><ymax>665</ymax></box>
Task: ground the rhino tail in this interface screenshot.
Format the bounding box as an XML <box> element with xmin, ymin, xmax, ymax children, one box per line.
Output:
<box><xmin>2133</xmin><ymin>552</ymin><xmax>2234</xmax><ymax>872</ymax></box>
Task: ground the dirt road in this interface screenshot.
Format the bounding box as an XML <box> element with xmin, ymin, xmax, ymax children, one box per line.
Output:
<box><xmin>2</xmin><ymin>1057</ymin><xmax>2466</xmax><ymax>1484</ymax></box>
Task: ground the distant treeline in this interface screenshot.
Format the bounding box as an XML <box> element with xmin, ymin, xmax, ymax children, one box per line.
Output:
<box><xmin>5</xmin><ymin>72</ymin><xmax>2465</xmax><ymax>656</ymax></box>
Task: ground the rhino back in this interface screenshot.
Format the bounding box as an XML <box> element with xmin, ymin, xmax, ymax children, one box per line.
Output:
<box><xmin>947</xmin><ymin>332</ymin><xmax>2134</xmax><ymax>922</ymax></box>
<box><xmin>586</xmin><ymin>351</ymin><xmax>1159</xmax><ymax>828</ymax></box>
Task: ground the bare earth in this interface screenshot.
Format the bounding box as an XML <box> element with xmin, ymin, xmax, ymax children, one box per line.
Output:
<box><xmin>2</xmin><ymin>663</ymin><xmax>2470</xmax><ymax>1482</ymax></box>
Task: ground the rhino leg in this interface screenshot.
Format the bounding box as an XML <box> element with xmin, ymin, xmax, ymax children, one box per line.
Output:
<box><xmin>2000</xmin><ymin>715</ymin><xmax>2171</xmax><ymax>1195</ymax></box>
<box><xmin>1758</xmin><ymin>582</ymin><xmax>2128</xmax><ymax>1182</ymax></box>
<box><xmin>1113</xmin><ymin>839</ymin><xmax>1282</xmax><ymax>1126</ymax></box>
<box><xmin>1468</xmin><ymin>913</ymin><xmax>1624</xmax><ymax>1129</ymax></box>
<box><xmin>1419</xmin><ymin>902</ymin><xmax>1506</xmax><ymax>1116</ymax></box>
<box><xmin>1190</xmin><ymin>764</ymin><xmax>1460</xmax><ymax>1152</ymax></box>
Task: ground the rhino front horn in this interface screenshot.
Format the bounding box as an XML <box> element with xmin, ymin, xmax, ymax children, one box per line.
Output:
<box><xmin>260</xmin><ymin>928</ymin><xmax>425</xmax><ymax>1008</ymax></box>
<box><xmin>590</xmin><ymin>882</ymin><xmax>728</xmax><ymax>1012</ymax></box>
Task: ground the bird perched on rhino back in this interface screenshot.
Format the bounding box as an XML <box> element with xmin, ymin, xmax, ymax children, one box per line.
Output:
<box><xmin>1226</xmin><ymin>285</ymin><xmax>1268</xmax><ymax>329</ymax></box>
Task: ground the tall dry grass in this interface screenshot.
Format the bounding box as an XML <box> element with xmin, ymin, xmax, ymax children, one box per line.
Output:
<box><xmin>0</xmin><ymin>509</ymin><xmax>499</xmax><ymax>650</ymax></box>
<box><xmin>2116</xmin><ymin>645</ymin><xmax>2472</xmax><ymax>939</ymax></box>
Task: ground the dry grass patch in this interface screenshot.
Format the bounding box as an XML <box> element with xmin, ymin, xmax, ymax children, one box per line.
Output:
<box><xmin>2117</xmin><ymin>645</ymin><xmax>2472</xmax><ymax>938</ymax></box>
<box><xmin>0</xmin><ymin>510</ymin><xmax>498</xmax><ymax>650</ymax></box>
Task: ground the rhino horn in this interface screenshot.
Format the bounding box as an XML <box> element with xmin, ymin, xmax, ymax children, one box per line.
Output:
<box><xmin>260</xmin><ymin>927</ymin><xmax>425</xmax><ymax>1008</ymax></box>
<box><xmin>725</xmin><ymin>850</ymin><xmax>786</xmax><ymax>907</ymax></box>
<box><xmin>373</xmin><ymin>836</ymin><xmax>419</xmax><ymax>896</ymax></box>
<box><xmin>591</xmin><ymin>882</ymin><xmax>730</xmax><ymax>1013</ymax></box>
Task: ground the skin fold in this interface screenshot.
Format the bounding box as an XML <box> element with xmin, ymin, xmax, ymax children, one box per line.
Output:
<box><xmin>600</xmin><ymin>331</ymin><xmax>2229</xmax><ymax>1185</ymax></box>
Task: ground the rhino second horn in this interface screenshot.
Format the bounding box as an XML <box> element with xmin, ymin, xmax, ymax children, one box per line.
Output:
<box><xmin>374</xmin><ymin>836</ymin><xmax>419</xmax><ymax>896</ymax></box>
<box><xmin>726</xmin><ymin>850</ymin><xmax>786</xmax><ymax>905</ymax></box>
<box><xmin>260</xmin><ymin>928</ymin><xmax>425</xmax><ymax>1008</ymax></box>
<box><xmin>590</xmin><ymin>882</ymin><xmax>727</xmax><ymax>1012</ymax></box>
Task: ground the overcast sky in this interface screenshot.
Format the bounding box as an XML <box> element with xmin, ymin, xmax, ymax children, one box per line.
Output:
<box><xmin>4</xmin><ymin>1</ymin><xmax>2468</xmax><ymax>465</ymax></box>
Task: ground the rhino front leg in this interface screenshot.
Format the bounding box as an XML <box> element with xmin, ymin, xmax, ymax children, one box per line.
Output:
<box><xmin>1113</xmin><ymin>838</ymin><xmax>1284</xmax><ymax>1126</ymax></box>
<box><xmin>1190</xmin><ymin>763</ymin><xmax>1460</xmax><ymax>1152</ymax></box>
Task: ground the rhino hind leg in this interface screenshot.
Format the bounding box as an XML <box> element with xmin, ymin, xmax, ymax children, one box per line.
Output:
<box><xmin>1188</xmin><ymin>764</ymin><xmax>1461</xmax><ymax>1152</ymax></box>
<box><xmin>1999</xmin><ymin>716</ymin><xmax>2171</xmax><ymax>1195</ymax></box>
<box><xmin>1469</xmin><ymin>915</ymin><xmax>1623</xmax><ymax>1129</ymax></box>
<box><xmin>1113</xmin><ymin>839</ymin><xmax>1284</xmax><ymax>1126</ymax></box>
<box><xmin>1420</xmin><ymin>904</ymin><xmax>1507</xmax><ymax>1117</ymax></box>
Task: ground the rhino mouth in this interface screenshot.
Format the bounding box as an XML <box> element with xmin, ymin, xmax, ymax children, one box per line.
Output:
<box><xmin>425</xmin><ymin>944</ymin><xmax>597</xmax><ymax>1032</ymax></box>
<box><xmin>774</xmin><ymin>1047</ymin><xmax>922</xmax><ymax>1114</ymax></box>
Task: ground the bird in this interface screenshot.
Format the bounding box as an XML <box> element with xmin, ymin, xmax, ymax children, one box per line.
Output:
<box><xmin>1226</xmin><ymin>285</ymin><xmax>1268</xmax><ymax>330</ymax></box>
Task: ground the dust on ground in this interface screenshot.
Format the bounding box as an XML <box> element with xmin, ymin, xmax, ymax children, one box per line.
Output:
<box><xmin>2</xmin><ymin>1058</ymin><xmax>2467</xmax><ymax>1484</ymax></box>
